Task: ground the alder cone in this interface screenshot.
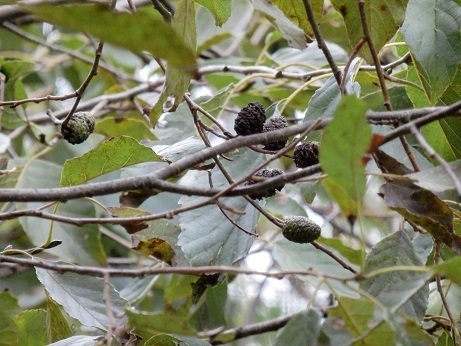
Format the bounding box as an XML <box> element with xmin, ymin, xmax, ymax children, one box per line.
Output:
<box><xmin>293</xmin><ymin>141</ymin><xmax>320</xmax><ymax>168</ymax></box>
<box><xmin>245</xmin><ymin>168</ymin><xmax>284</xmax><ymax>200</ymax></box>
<box><xmin>263</xmin><ymin>116</ymin><xmax>288</xmax><ymax>151</ymax></box>
<box><xmin>61</xmin><ymin>112</ymin><xmax>95</xmax><ymax>145</ymax></box>
<box><xmin>234</xmin><ymin>102</ymin><xmax>266</xmax><ymax>136</ymax></box>
<box><xmin>282</xmin><ymin>216</ymin><xmax>321</xmax><ymax>244</ymax></box>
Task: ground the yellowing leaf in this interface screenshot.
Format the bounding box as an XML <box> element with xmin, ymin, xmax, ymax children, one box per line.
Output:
<box><xmin>108</xmin><ymin>207</ymin><xmax>151</xmax><ymax>234</ymax></box>
<box><xmin>132</xmin><ymin>237</ymin><xmax>176</xmax><ymax>266</ymax></box>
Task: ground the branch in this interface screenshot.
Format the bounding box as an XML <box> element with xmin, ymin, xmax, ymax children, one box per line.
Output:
<box><xmin>0</xmin><ymin>121</ymin><xmax>325</xmax><ymax>202</ymax></box>
<box><xmin>209</xmin><ymin>314</ymin><xmax>294</xmax><ymax>345</ymax></box>
<box><xmin>383</xmin><ymin>100</ymin><xmax>461</xmax><ymax>144</ymax></box>
<box><xmin>1</xmin><ymin>104</ymin><xmax>460</xmax><ymax>204</ymax></box>
<box><xmin>0</xmin><ymin>255</ymin><xmax>353</xmax><ymax>281</ymax></box>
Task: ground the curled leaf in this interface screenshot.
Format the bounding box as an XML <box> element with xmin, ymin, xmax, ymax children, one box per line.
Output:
<box><xmin>379</xmin><ymin>180</ymin><xmax>461</xmax><ymax>254</ymax></box>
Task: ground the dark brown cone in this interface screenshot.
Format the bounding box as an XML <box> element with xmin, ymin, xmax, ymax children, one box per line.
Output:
<box><xmin>293</xmin><ymin>141</ymin><xmax>320</xmax><ymax>168</ymax></box>
<box><xmin>263</xmin><ymin>116</ymin><xmax>288</xmax><ymax>151</ymax></box>
<box><xmin>245</xmin><ymin>168</ymin><xmax>284</xmax><ymax>200</ymax></box>
<box><xmin>234</xmin><ymin>102</ymin><xmax>266</xmax><ymax>136</ymax></box>
<box><xmin>61</xmin><ymin>112</ymin><xmax>95</xmax><ymax>145</ymax></box>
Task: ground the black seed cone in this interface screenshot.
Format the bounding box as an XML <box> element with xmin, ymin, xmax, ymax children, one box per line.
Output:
<box><xmin>263</xmin><ymin>116</ymin><xmax>288</xmax><ymax>151</ymax></box>
<box><xmin>61</xmin><ymin>112</ymin><xmax>95</xmax><ymax>145</ymax></box>
<box><xmin>245</xmin><ymin>168</ymin><xmax>284</xmax><ymax>200</ymax></box>
<box><xmin>234</xmin><ymin>102</ymin><xmax>266</xmax><ymax>136</ymax></box>
<box><xmin>294</xmin><ymin>141</ymin><xmax>319</xmax><ymax>168</ymax></box>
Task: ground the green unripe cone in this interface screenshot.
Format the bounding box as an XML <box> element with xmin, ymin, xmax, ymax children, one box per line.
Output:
<box><xmin>61</xmin><ymin>112</ymin><xmax>95</xmax><ymax>145</ymax></box>
<box><xmin>282</xmin><ymin>216</ymin><xmax>321</xmax><ymax>243</ymax></box>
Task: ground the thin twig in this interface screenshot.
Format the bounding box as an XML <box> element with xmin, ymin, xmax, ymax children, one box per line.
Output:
<box><xmin>150</xmin><ymin>0</ymin><xmax>172</xmax><ymax>21</ymax></box>
<box><xmin>357</xmin><ymin>0</ymin><xmax>391</xmax><ymax>111</ymax></box>
<box><xmin>340</xmin><ymin>38</ymin><xmax>366</xmax><ymax>94</ymax></box>
<box><xmin>302</xmin><ymin>0</ymin><xmax>342</xmax><ymax>85</ymax></box>
<box><xmin>61</xmin><ymin>41</ymin><xmax>105</xmax><ymax>128</ymax></box>
<box><xmin>311</xmin><ymin>241</ymin><xmax>357</xmax><ymax>273</ymax></box>
<box><xmin>0</xmin><ymin>255</ymin><xmax>354</xmax><ymax>281</ymax></box>
<box><xmin>1</xmin><ymin>22</ymin><xmax>133</xmax><ymax>81</ymax></box>
<box><xmin>434</xmin><ymin>242</ymin><xmax>460</xmax><ymax>342</ymax></box>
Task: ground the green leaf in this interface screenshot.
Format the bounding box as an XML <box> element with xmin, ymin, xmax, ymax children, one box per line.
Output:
<box><xmin>0</xmin><ymin>59</ymin><xmax>35</xmax><ymax>81</ymax></box>
<box><xmin>94</xmin><ymin>117</ymin><xmax>156</xmax><ymax>141</ymax></box>
<box><xmin>46</xmin><ymin>296</ymin><xmax>73</xmax><ymax>343</ymax></box>
<box><xmin>273</xmin><ymin>237</ymin><xmax>359</xmax><ymax>296</ymax></box>
<box><xmin>144</xmin><ymin>335</ymin><xmax>180</xmax><ymax>346</ymax></box>
<box><xmin>331</xmin><ymin>0</ymin><xmax>408</xmax><ymax>63</ymax></box>
<box><xmin>401</xmin><ymin>0</ymin><xmax>461</xmax><ymax>102</ymax></box>
<box><xmin>421</xmin><ymin>118</ymin><xmax>461</xmax><ymax>162</ymax></box>
<box><xmin>321</xmin><ymin>179</ymin><xmax>358</xmax><ymax>219</ymax></box>
<box><xmin>164</xmin><ymin>275</ymin><xmax>195</xmax><ymax>305</ymax></box>
<box><xmin>433</xmin><ymin>257</ymin><xmax>461</xmax><ymax>285</ymax></box>
<box><xmin>48</xmin><ymin>336</ymin><xmax>101</xmax><ymax>346</ymax></box>
<box><xmin>407</xmin><ymin>159</ymin><xmax>461</xmax><ymax>193</ymax></box>
<box><xmin>427</xmin><ymin>279</ymin><xmax>461</xmax><ymax>324</ymax></box>
<box><xmin>15</xmin><ymin>159</ymin><xmax>106</xmax><ymax>265</ymax></box>
<box><xmin>144</xmin><ymin>334</ymin><xmax>212</xmax><ymax>346</ymax></box>
<box><xmin>14</xmin><ymin>310</ymin><xmax>48</xmax><ymax>346</ymax></box>
<box><xmin>195</xmin><ymin>0</ymin><xmax>232</xmax><ymax>26</ymax></box>
<box><xmin>317</xmin><ymin>237</ymin><xmax>363</xmax><ymax>266</ymax></box>
<box><xmin>329</xmin><ymin>297</ymin><xmax>395</xmax><ymax>344</ymax></box>
<box><xmin>359</xmin><ymin>231</ymin><xmax>430</xmax><ymax>321</ymax></box>
<box><xmin>382</xmin><ymin>312</ymin><xmax>434</xmax><ymax>345</ymax></box>
<box><xmin>178</xmin><ymin>149</ymin><xmax>264</xmax><ymax>266</ymax></box>
<box><xmin>0</xmin><ymin>292</ymin><xmax>21</xmax><ymax>346</ymax></box>
<box><xmin>199</xmin><ymin>84</ymin><xmax>234</xmax><ymax>120</ymax></box>
<box><xmin>150</xmin><ymin>0</ymin><xmax>196</xmax><ymax>123</ymax></box>
<box><xmin>119</xmin><ymin>276</ymin><xmax>159</xmax><ymax>304</ymax></box>
<box><xmin>274</xmin><ymin>309</ymin><xmax>321</xmax><ymax>346</ymax></box>
<box><xmin>60</xmin><ymin>136</ymin><xmax>162</xmax><ymax>187</ymax></box>
<box><xmin>36</xmin><ymin>268</ymin><xmax>130</xmax><ymax>330</ymax></box>
<box><xmin>319</xmin><ymin>95</ymin><xmax>371</xmax><ymax>218</ymax></box>
<box><xmin>303</xmin><ymin>58</ymin><xmax>361</xmax><ymax>121</ymax></box>
<box><xmin>19</xmin><ymin>3</ymin><xmax>197</xmax><ymax>71</ymax></box>
<box><xmin>200</xmin><ymin>280</ymin><xmax>227</xmax><ymax>328</ymax></box>
<box><xmin>126</xmin><ymin>311</ymin><xmax>195</xmax><ymax>340</ymax></box>
<box><xmin>271</xmin><ymin>0</ymin><xmax>323</xmax><ymax>38</ymax></box>
<box><xmin>178</xmin><ymin>195</ymin><xmax>259</xmax><ymax>266</ymax></box>
<box><xmin>251</xmin><ymin>0</ymin><xmax>307</xmax><ymax>49</ymax></box>
<box><xmin>379</xmin><ymin>180</ymin><xmax>461</xmax><ymax>254</ymax></box>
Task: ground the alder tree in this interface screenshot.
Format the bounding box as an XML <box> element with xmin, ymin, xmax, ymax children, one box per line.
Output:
<box><xmin>1</xmin><ymin>0</ymin><xmax>461</xmax><ymax>345</ymax></box>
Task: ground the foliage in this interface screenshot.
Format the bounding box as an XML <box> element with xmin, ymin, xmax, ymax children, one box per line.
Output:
<box><xmin>1</xmin><ymin>0</ymin><xmax>461</xmax><ymax>345</ymax></box>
